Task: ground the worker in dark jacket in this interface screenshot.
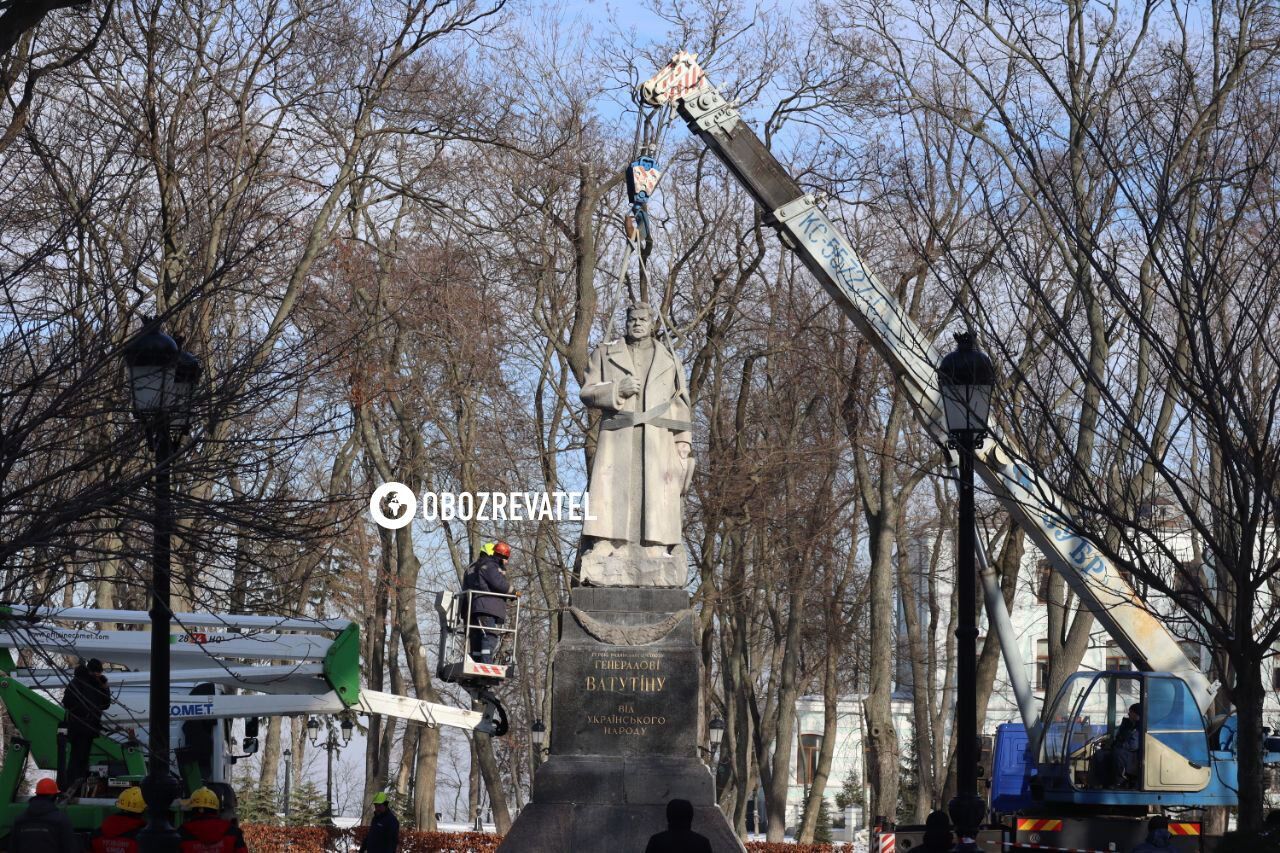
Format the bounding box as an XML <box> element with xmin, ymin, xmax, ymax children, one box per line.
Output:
<box><xmin>462</xmin><ymin>541</ymin><xmax>512</xmax><ymax>663</ymax></box>
<box><xmin>358</xmin><ymin>792</ymin><xmax>400</xmax><ymax>853</ymax></box>
<box><xmin>11</xmin><ymin>778</ymin><xmax>78</xmax><ymax>853</ymax></box>
<box><xmin>1131</xmin><ymin>814</ymin><xmax>1173</xmax><ymax>852</ymax></box>
<box><xmin>644</xmin><ymin>799</ymin><xmax>712</xmax><ymax>853</ymax></box>
<box><xmin>920</xmin><ymin>810</ymin><xmax>954</xmax><ymax>852</ymax></box>
<box><xmin>60</xmin><ymin>658</ymin><xmax>111</xmax><ymax>791</ymax></box>
<box><xmin>1111</xmin><ymin>702</ymin><xmax>1142</xmax><ymax>786</ymax></box>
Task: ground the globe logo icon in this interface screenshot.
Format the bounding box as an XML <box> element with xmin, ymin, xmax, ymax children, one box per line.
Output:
<box><xmin>369</xmin><ymin>482</ymin><xmax>417</xmax><ymax>529</ymax></box>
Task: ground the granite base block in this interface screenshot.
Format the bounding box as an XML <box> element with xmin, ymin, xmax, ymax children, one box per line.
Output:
<box><xmin>530</xmin><ymin>755</ymin><xmax>713</xmax><ymax>804</ymax></box>
<box><xmin>497</xmin><ymin>584</ymin><xmax>742</xmax><ymax>851</ymax></box>
<box><xmin>499</xmin><ymin>803</ymin><xmax>743</xmax><ymax>852</ymax></box>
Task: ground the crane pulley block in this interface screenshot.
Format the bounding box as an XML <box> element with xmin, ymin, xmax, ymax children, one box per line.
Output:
<box><xmin>626</xmin><ymin>155</ymin><xmax>661</xmax><ymax>206</ymax></box>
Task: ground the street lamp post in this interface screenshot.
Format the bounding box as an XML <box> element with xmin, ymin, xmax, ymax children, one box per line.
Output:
<box><xmin>124</xmin><ymin>322</ymin><xmax>201</xmax><ymax>853</ymax></box>
<box><xmin>283</xmin><ymin>747</ymin><xmax>292</xmax><ymax>823</ymax></box>
<box><xmin>309</xmin><ymin>717</ymin><xmax>352</xmax><ymax>818</ymax></box>
<box><xmin>938</xmin><ymin>331</ymin><xmax>995</xmax><ymax>848</ymax></box>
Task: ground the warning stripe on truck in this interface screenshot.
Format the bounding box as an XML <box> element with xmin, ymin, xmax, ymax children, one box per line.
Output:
<box><xmin>879</xmin><ymin>832</ymin><xmax>894</xmax><ymax>853</ymax></box>
<box><xmin>1015</xmin><ymin>818</ymin><xmax>1064</xmax><ymax>831</ymax></box>
<box><xmin>1168</xmin><ymin>822</ymin><xmax>1201</xmax><ymax>835</ymax></box>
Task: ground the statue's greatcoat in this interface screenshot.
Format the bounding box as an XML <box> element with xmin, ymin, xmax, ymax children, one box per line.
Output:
<box><xmin>580</xmin><ymin>338</ymin><xmax>692</xmax><ymax>546</ymax></box>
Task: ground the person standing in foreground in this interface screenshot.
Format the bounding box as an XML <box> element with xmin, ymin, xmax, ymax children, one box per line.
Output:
<box><xmin>920</xmin><ymin>810</ymin><xmax>954</xmax><ymax>852</ymax></box>
<box><xmin>10</xmin><ymin>778</ymin><xmax>78</xmax><ymax>853</ymax></box>
<box><xmin>644</xmin><ymin>799</ymin><xmax>712</xmax><ymax>853</ymax></box>
<box><xmin>358</xmin><ymin>791</ymin><xmax>400</xmax><ymax>853</ymax></box>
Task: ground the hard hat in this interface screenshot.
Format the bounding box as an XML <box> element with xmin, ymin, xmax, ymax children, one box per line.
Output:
<box><xmin>492</xmin><ymin>541</ymin><xmax>511</xmax><ymax>559</ymax></box>
<box><xmin>187</xmin><ymin>787</ymin><xmax>220</xmax><ymax>811</ymax></box>
<box><xmin>371</xmin><ymin>792</ymin><xmax>389</xmax><ymax>805</ymax></box>
<box><xmin>34</xmin><ymin>778</ymin><xmax>58</xmax><ymax>796</ymax></box>
<box><xmin>117</xmin><ymin>786</ymin><xmax>146</xmax><ymax>814</ymax></box>
<box><xmin>481</xmin><ymin>542</ymin><xmax>495</xmax><ymax>556</ymax></box>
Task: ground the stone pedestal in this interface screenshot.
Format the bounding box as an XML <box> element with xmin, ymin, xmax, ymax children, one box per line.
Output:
<box><xmin>498</xmin><ymin>588</ymin><xmax>743</xmax><ymax>852</ymax></box>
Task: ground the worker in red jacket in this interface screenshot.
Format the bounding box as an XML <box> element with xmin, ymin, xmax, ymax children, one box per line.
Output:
<box><xmin>179</xmin><ymin>788</ymin><xmax>247</xmax><ymax>853</ymax></box>
<box><xmin>90</xmin><ymin>786</ymin><xmax>146</xmax><ymax>853</ymax></box>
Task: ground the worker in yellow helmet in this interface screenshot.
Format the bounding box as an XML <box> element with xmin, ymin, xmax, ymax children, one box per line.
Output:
<box><xmin>462</xmin><ymin>541</ymin><xmax>513</xmax><ymax>663</ymax></box>
<box><xmin>89</xmin><ymin>786</ymin><xmax>145</xmax><ymax>853</ymax></box>
<box><xmin>358</xmin><ymin>792</ymin><xmax>400</xmax><ymax>853</ymax></box>
<box><xmin>179</xmin><ymin>787</ymin><xmax>246</xmax><ymax>853</ymax></box>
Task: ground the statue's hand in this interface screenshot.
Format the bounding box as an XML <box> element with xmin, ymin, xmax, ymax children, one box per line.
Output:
<box><xmin>618</xmin><ymin>376</ymin><xmax>641</xmax><ymax>398</ymax></box>
<box><xmin>680</xmin><ymin>447</ymin><xmax>696</xmax><ymax>494</ymax></box>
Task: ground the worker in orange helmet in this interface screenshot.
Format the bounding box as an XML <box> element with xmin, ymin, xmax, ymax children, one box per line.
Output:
<box><xmin>11</xmin><ymin>778</ymin><xmax>77</xmax><ymax>853</ymax></box>
<box><xmin>462</xmin><ymin>541</ymin><xmax>513</xmax><ymax>663</ymax></box>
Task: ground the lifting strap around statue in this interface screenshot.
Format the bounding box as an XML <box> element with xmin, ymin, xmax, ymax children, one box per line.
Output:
<box><xmin>599</xmin><ymin>400</ymin><xmax>692</xmax><ymax>432</ymax></box>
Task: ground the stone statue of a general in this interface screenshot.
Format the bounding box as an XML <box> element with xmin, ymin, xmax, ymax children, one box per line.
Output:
<box><xmin>578</xmin><ymin>302</ymin><xmax>695</xmax><ymax>587</ymax></box>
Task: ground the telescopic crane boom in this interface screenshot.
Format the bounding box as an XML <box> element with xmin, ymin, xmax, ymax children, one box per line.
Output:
<box><xmin>640</xmin><ymin>52</ymin><xmax>1216</xmax><ymax>716</ymax></box>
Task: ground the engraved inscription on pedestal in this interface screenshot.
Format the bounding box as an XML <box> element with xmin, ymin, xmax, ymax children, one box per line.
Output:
<box><xmin>552</xmin><ymin>644</ymin><xmax>698</xmax><ymax>756</ymax></box>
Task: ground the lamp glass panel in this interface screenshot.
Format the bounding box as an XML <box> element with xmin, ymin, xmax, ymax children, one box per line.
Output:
<box><xmin>941</xmin><ymin>384</ymin><xmax>969</xmax><ymax>433</ymax></box>
<box><xmin>969</xmin><ymin>383</ymin><xmax>992</xmax><ymax>429</ymax></box>
<box><xmin>170</xmin><ymin>378</ymin><xmax>193</xmax><ymax>424</ymax></box>
<box><xmin>941</xmin><ymin>382</ymin><xmax>991</xmax><ymax>433</ymax></box>
<box><xmin>129</xmin><ymin>364</ymin><xmax>171</xmax><ymax>412</ymax></box>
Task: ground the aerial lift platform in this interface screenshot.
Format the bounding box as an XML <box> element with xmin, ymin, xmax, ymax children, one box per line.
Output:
<box><xmin>0</xmin><ymin>592</ymin><xmax>518</xmax><ymax>843</ymax></box>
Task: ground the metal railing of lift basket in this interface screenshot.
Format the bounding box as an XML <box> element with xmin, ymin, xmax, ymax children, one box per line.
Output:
<box><xmin>458</xmin><ymin>590</ymin><xmax>520</xmax><ymax>663</ymax></box>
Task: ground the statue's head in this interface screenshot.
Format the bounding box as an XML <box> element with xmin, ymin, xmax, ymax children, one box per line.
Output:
<box><xmin>625</xmin><ymin>302</ymin><xmax>655</xmax><ymax>342</ymax></box>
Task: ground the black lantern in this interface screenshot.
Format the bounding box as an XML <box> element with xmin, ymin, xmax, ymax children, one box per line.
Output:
<box><xmin>170</xmin><ymin>349</ymin><xmax>202</xmax><ymax>434</ymax></box>
<box><xmin>341</xmin><ymin>717</ymin><xmax>354</xmax><ymax>744</ymax></box>
<box><xmin>938</xmin><ymin>331</ymin><xmax>995</xmax><ymax>441</ymax></box>
<box><xmin>123</xmin><ymin>325</ymin><xmax>179</xmax><ymax>417</ymax></box>
<box><xmin>709</xmin><ymin>717</ymin><xmax>725</xmax><ymax>752</ymax></box>
<box><xmin>531</xmin><ymin>719</ymin><xmax>546</xmax><ymax>749</ymax></box>
<box><xmin>307</xmin><ymin>717</ymin><xmax>320</xmax><ymax>746</ymax></box>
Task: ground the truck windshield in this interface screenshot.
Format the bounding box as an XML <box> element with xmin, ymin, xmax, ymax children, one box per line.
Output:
<box><xmin>1041</xmin><ymin>673</ymin><xmax>1097</xmax><ymax>766</ymax></box>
